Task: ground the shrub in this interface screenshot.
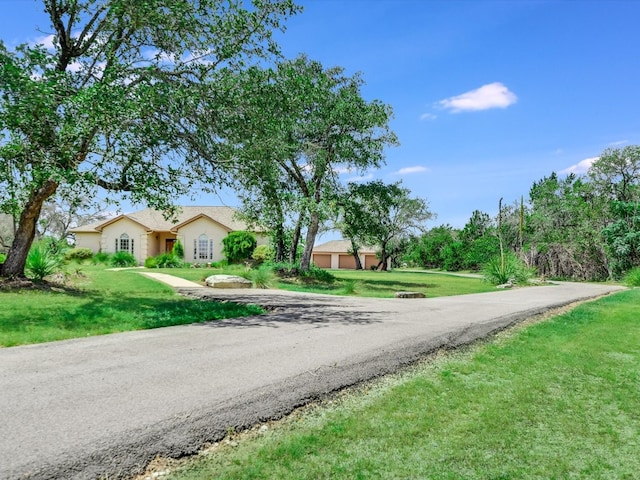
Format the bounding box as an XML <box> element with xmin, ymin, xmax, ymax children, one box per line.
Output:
<box><xmin>144</xmin><ymin>256</ymin><xmax>159</xmax><ymax>268</ymax></box>
<box><xmin>25</xmin><ymin>242</ymin><xmax>63</xmax><ymax>281</ymax></box>
<box><xmin>301</xmin><ymin>265</ymin><xmax>335</xmax><ymax>284</ymax></box>
<box><xmin>172</xmin><ymin>239</ymin><xmax>184</xmax><ymax>259</ymax></box>
<box><xmin>0</xmin><ymin>253</ymin><xmax>6</xmax><ymax>264</ymax></box>
<box><xmin>110</xmin><ymin>251</ymin><xmax>137</xmax><ymax>267</ymax></box>
<box><xmin>210</xmin><ymin>259</ymin><xmax>229</xmax><ymax>269</ymax></box>
<box><xmin>222</xmin><ymin>231</ymin><xmax>257</xmax><ymax>263</ymax></box>
<box><xmin>92</xmin><ymin>252</ymin><xmax>111</xmax><ymax>265</ymax></box>
<box><xmin>65</xmin><ymin>248</ymin><xmax>95</xmax><ymax>262</ymax></box>
<box><xmin>155</xmin><ymin>253</ymin><xmax>183</xmax><ymax>268</ymax></box>
<box><xmin>482</xmin><ymin>252</ymin><xmax>535</xmax><ymax>286</ymax></box>
<box><xmin>250</xmin><ymin>265</ymin><xmax>275</xmax><ymax>289</ymax></box>
<box><xmin>252</xmin><ymin>244</ymin><xmax>275</xmax><ymax>264</ymax></box>
<box><xmin>624</xmin><ymin>267</ymin><xmax>640</xmax><ymax>287</ymax></box>
<box><xmin>270</xmin><ymin>261</ymin><xmax>300</xmax><ymax>278</ymax></box>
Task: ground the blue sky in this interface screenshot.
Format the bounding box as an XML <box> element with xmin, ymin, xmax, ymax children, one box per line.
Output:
<box><xmin>3</xmin><ymin>0</ymin><xmax>640</xmax><ymax>231</ymax></box>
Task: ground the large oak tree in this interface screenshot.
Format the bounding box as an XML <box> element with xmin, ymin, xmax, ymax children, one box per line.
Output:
<box><xmin>0</xmin><ymin>0</ymin><xmax>299</xmax><ymax>278</ymax></box>
<box><xmin>217</xmin><ymin>56</ymin><xmax>398</xmax><ymax>270</ymax></box>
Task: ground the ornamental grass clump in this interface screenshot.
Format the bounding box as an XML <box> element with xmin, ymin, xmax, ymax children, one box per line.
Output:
<box><xmin>624</xmin><ymin>267</ymin><xmax>640</xmax><ymax>287</ymax></box>
<box><xmin>250</xmin><ymin>265</ymin><xmax>276</xmax><ymax>289</ymax></box>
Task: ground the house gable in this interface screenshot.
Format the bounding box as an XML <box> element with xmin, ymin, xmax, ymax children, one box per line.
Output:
<box><xmin>175</xmin><ymin>216</ymin><xmax>231</xmax><ymax>263</ymax></box>
<box><xmin>101</xmin><ymin>217</ymin><xmax>150</xmax><ymax>264</ymax></box>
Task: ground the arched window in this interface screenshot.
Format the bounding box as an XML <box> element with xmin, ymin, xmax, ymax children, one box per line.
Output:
<box><xmin>116</xmin><ymin>233</ymin><xmax>134</xmax><ymax>254</ymax></box>
<box><xmin>194</xmin><ymin>234</ymin><xmax>214</xmax><ymax>260</ymax></box>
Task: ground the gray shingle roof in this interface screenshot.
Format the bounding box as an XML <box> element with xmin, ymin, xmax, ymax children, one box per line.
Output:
<box><xmin>70</xmin><ymin>206</ymin><xmax>250</xmax><ymax>233</ymax></box>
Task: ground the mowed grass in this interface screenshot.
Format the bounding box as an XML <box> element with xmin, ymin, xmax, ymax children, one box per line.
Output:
<box><xmin>166</xmin><ymin>289</ymin><xmax>640</xmax><ymax>480</ymax></box>
<box><xmin>0</xmin><ymin>266</ymin><xmax>262</xmax><ymax>347</ymax></box>
<box><xmin>168</xmin><ymin>267</ymin><xmax>497</xmax><ymax>298</ymax></box>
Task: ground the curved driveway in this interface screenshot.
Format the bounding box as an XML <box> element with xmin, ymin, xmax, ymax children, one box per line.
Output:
<box><xmin>0</xmin><ymin>280</ymin><xmax>624</xmax><ymax>479</ymax></box>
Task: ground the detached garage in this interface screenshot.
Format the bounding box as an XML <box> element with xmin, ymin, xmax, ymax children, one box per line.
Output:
<box><xmin>311</xmin><ymin>240</ymin><xmax>389</xmax><ymax>270</ymax></box>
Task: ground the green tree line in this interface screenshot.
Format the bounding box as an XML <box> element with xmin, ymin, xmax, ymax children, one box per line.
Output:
<box><xmin>404</xmin><ymin>146</ymin><xmax>640</xmax><ymax>281</ymax></box>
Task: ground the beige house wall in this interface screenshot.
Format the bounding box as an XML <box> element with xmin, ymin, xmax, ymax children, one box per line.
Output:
<box><xmin>74</xmin><ymin>232</ymin><xmax>101</xmax><ymax>252</ymax></box>
<box><xmin>101</xmin><ymin>218</ymin><xmax>149</xmax><ymax>265</ymax></box>
<box><xmin>177</xmin><ymin>217</ymin><xmax>230</xmax><ymax>263</ymax></box>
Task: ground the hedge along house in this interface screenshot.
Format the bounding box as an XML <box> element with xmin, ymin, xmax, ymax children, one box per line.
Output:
<box><xmin>311</xmin><ymin>239</ymin><xmax>389</xmax><ymax>270</ymax></box>
<box><xmin>70</xmin><ymin>206</ymin><xmax>265</xmax><ymax>265</ymax></box>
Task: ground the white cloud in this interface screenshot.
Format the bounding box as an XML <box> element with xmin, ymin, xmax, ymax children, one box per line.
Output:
<box><xmin>560</xmin><ymin>156</ymin><xmax>599</xmax><ymax>175</ymax></box>
<box><xmin>334</xmin><ymin>166</ymin><xmax>353</xmax><ymax>174</ymax></box>
<box><xmin>394</xmin><ymin>166</ymin><xmax>429</xmax><ymax>175</ymax></box>
<box><xmin>438</xmin><ymin>82</ymin><xmax>517</xmax><ymax>113</ymax></box>
<box><xmin>34</xmin><ymin>34</ymin><xmax>56</xmax><ymax>50</ymax></box>
<box><xmin>609</xmin><ymin>139</ymin><xmax>628</xmax><ymax>146</ymax></box>
<box><xmin>419</xmin><ymin>112</ymin><xmax>437</xmax><ymax>121</ymax></box>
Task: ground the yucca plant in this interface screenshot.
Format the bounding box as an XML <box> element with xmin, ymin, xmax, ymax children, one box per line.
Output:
<box><xmin>342</xmin><ymin>279</ymin><xmax>358</xmax><ymax>295</ymax></box>
<box><xmin>25</xmin><ymin>242</ymin><xmax>63</xmax><ymax>281</ymax></box>
<box><xmin>482</xmin><ymin>252</ymin><xmax>535</xmax><ymax>286</ymax></box>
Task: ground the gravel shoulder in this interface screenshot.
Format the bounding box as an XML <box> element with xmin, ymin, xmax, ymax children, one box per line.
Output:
<box><xmin>0</xmin><ymin>281</ymin><xmax>625</xmax><ymax>479</ymax></box>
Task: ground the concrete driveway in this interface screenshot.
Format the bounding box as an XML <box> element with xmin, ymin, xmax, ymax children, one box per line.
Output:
<box><xmin>0</xmin><ymin>281</ymin><xmax>624</xmax><ymax>479</ymax></box>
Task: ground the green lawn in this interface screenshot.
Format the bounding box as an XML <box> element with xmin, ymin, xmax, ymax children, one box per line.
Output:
<box><xmin>0</xmin><ymin>266</ymin><xmax>262</xmax><ymax>347</ymax></box>
<box><xmin>166</xmin><ymin>289</ymin><xmax>640</xmax><ymax>480</ymax></box>
<box><xmin>167</xmin><ymin>267</ymin><xmax>497</xmax><ymax>298</ymax></box>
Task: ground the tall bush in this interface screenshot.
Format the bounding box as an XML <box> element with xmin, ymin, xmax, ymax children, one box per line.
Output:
<box><xmin>172</xmin><ymin>239</ymin><xmax>185</xmax><ymax>259</ymax></box>
<box><xmin>222</xmin><ymin>231</ymin><xmax>257</xmax><ymax>263</ymax></box>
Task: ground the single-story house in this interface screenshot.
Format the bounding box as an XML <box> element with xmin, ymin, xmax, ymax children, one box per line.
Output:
<box><xmin>311</xmin><ymin>239</ymin><xmax>389</xmax><ymax>270</ymax></box>
<box><xmin>70</xmin><ymin>206</ymin><xmax>265</xmax><ymax>265</ymax></box>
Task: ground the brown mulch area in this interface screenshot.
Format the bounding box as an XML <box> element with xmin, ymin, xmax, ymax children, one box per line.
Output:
<box><xmin>0</xmin><ymin>275</ymin><xmax>81</xmax><ymax>293</ymax></box>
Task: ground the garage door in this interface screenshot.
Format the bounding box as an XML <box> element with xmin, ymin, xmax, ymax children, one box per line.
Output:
<box><xmin>364</xmin><ymin>254</ymin><xmax>379</xmax><ymax>270</ymax></box>
<box><xmin>312</xmin><ymin>254</ymin><xmax>331</xmax><ymax>269</ymax></box>
<box><xmin>338</xmin><ymin>254</ymin><xmax>356</xmax><ymax>269</ymax></box>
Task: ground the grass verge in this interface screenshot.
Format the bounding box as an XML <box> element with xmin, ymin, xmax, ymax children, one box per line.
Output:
<box><xmin>163</xmin><ymin>289</ymin><xmax>639</xmax><ymax>479</ymax></box>
<box><xmin>166</xmin><ymin>267</ymin><xmax>497</xmax><ymax>298</ymax></box>
<box><xmin>0</xmin><ymin>265</ymin><xmax>262</xmax><ymax>347</ymax></box>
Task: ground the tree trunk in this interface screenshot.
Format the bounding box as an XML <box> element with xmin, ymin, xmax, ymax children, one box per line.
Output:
<box><xmin>377</xmin><ymin>242</ymin><xmax>388</xmax><ymax>271</ymax></box>
<box><xmin>289</xmin><ymin>214</ymin><xmax>303</xmax><ymax>264</ymax></box>
<box><xmin>274</xmin><ymin>223</ymin><xmax>286</xmax><ymax>262</ymax></box>
<box><xmin>349</xmin><ymin>239</ymin><xmax>363</xmax><ymax>270</ymax></box>
<box><xmin>299</xmin><ymin>212</ymin><xmax>320</xmax><ymax>271</ymax></box>
<box><xmin>0</xmin><ymin>180</ymin><xmax>59</xmax><ymax>278</ymax></box>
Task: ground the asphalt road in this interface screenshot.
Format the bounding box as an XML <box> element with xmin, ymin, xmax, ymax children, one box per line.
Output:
<box><xmin>0</xmin><ymin>281</ymin><xmax>625</xmax><ymax>479</ymax></box>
